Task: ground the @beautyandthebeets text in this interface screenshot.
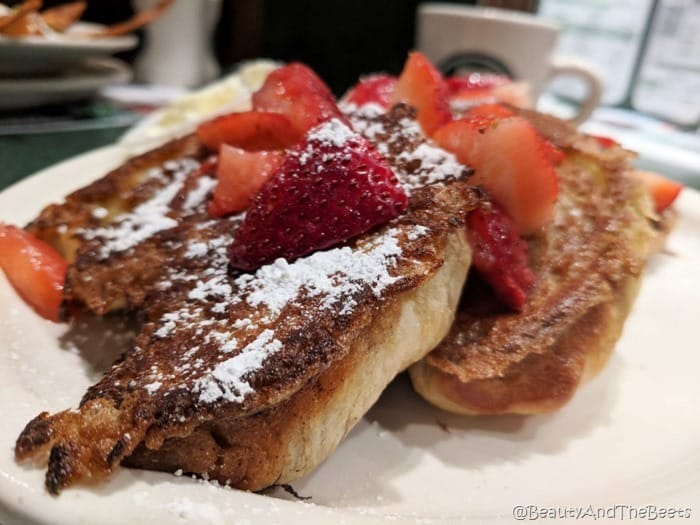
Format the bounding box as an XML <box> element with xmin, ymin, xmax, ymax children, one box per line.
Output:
<box><xmin>512</xmin><ymin>504</ymin><xmax>692</xmax><ymax>521</ymax></box>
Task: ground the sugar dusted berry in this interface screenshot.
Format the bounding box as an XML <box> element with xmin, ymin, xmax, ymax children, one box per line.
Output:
<box><xmin>229</xmin><ymin>119</ymin><xmax>408</xmax><ymax>270</ymax></box>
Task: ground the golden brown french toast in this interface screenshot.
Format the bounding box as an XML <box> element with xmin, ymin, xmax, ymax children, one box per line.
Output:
<box><xmin>26</xmin><ymin>134</ymin><xmax>212</xmax><ymax>315</ymax></box>
<box><xmin>410</xmin><ymin>110</ymin><xmax>656</xmax><ymax>415</ymax></box>
<box><xmin>15</xmin><ymin>105</ymin><xmax>481</xmax><ymax>493</ymax></box>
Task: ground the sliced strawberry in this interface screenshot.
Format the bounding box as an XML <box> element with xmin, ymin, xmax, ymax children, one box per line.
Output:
<box><xmin>197</xmin><ymin>111</ymin><xmax>302</xmax><ymax>152</ymax></box>
<box><xmin>344</xmin><ymin>74</ymin><xmax>398</xmax><ymax>109</ymax></box>
<box><xmin>461</xmin><ymin>105</ymin><xmax>566</xmax><ymax>166</ymax></box>
<box><xmin>464</xmin><ymin>103</ymin><xmax>515</xmax><ymax>120</ymax></box>
<box><xmin>392</xmin><ymin>52</ymin><xmax>451</xmax><ymax>135</ymax></box>
<box><xmin>446</xmin><ymin>73</ymin><xmax>510</xmax><ymax>97</ymax></box>
<box><xmin>632</xmin><ymin>170</ymin><xmax>683</xmax><ymax>213</ymax></box>
<box><xmin>540</xmin><ymin>138</ymin><xmax>566</xmax><ymax>166</ymax></box>
<box><xmin>434</xmin><ymin>116</ymin><xmax>558</xmax><ymax>233</ymax></box>
<box><xmin>466</xmin><ymin>205</ymin><xmax>535</xmax><ymax>311</ymax></box>
<box><xmin>447</xmin><ymin>74</ymin><xmax>511</xmax><ymax>107</ymax></box>
<box><xmin>0</xmin><ymin>224</ymin><xmax>67</xmax><ymax>322</ymax></box>
<box><xmin>593</xmin><ymin>135</ymin><xmax>618</xmax><ymax>149</ymax></box>
<box><xmin>229</xmin><ymin>119</ymin><xmax>407</xmax><ymax>270</ymax></box>
<box><xmin>208</xmin><ymin>145</ymin><xmax>284</xmax><ymax>217</ymax></box>
<box><xmin>252</xmin><ymin>63</ymin><xmax>345</xmax><ymax>135</ymax></box>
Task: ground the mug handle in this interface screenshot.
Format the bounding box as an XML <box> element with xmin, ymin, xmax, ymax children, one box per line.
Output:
<box><xmin>547</xmin><ymin>56</ymin><xmax>603</xmax><ymax>124</ymax></box>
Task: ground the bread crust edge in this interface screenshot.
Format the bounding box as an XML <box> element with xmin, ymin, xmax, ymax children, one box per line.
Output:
<box><xmin>125</xmin><ymin>228</ymin><xmax>471</xmax><ymax>489</ymax></box>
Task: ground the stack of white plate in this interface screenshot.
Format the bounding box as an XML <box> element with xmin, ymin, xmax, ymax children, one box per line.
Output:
<box><xmin>0</xmin><ymin>22</ymin><xmax>135</xmax><ymax>111</ymax></box>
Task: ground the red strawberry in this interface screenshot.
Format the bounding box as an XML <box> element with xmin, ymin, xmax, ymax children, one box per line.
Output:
<box><xmin>0</xmin><ymin>223</ymin><xmax>67</xmax><ymax>322</ymax></box>
<box><xmin>197</xmin><ymin>111</ymin><xmax>302</xmax><ymax>152</ymax></box>
<box><xmin>392</xmin><ymin>52</ymin><xmax>451</xmax><ymax>136</ymax></box>
<box><xmin>252</xmin><ymin>63</ymin><xmax>345</xmax><ymax>135</ymax></box>
<box><xmin>631</xmin><ymin>170</ymin><xmax>683</xmax><ymax>213</ymax></box>
<box><xmin>540</xmin><ymin>138</ymin><xmax>566</xmax><ymax>166</ymax></box>
<box><xmin>344</xmin><ymin>74</ymin><xmax>398</xmax><ymax>109</ymax></box>
<box><xmin>229</xmin><ymin>119</ymin><xmax>408</xmax><ymax>270</ymax></box>
<box><xmin>464</xmin><ymin>104</ymin><xmax>566</xmax><ymax>166</ymax></box>
<box><xmin>464</xmin><ymin>103</ymin><xmax>515</xmax><ymax>120</ymax></box>
<box><xmin>463</xmin><ymin>104</ymin><xmax>564</xmax><ymax>166</ymax></box>
<box><xmin>433</xmin><ymin>116</ymin><xmax>558</xmax><ymax>233</ymax></box>
<box><xmin>446</xmin><ymin>73</ymin><xmax>510</xmax><ymax>97</ymax></box>
<box><xmin>466</xmin><ymin>205</ymin><xmax>535</xmax><ymax>311</ymax></box>
<box><xmin>208</xmin><ymin>145</ymin><xmax>284</xmax><ymax>217</ymax></box>
<box><xmin>593</xmin><ymin>135</ymin><xmax>618</xmax><ymax>149</ymax></box>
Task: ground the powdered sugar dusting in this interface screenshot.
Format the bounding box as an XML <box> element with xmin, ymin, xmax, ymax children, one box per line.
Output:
<box><xmin>79</xmin><ymin>158</ymin><xmax>201</xmax><ymax>258</ymax></box>
<box><xmin>194</xmin><ymin>329</ymin><xmax>282</xmax><ymax>403</ymax></box>
<box><xmin>183</xmin><ymin>175</ymin><xmax>217</xmax><ymax>211</ymax></box>
<box><xmin>306</xmin><ymin>118</ymin><xmax>356</xmax><ymax>147</ymax></box>
<box><xmin>396</xmin><ymin>143</ymin><xmax>464</xmax><ymax>190</ymax></box>
<box><xmin>296</xmin><ymin>118</ymin><xmax>358</xmax><ymax>166</ymax></box>
<box><xmin>235</xmin><ymin>228</ymin><xmax>404</xmax><ymax>320</ymax></box>
<box><xmin>346</xmin><ymin>104</ymin><xmax>468</xmax><ymax>193</ymax></box>
<box><xmin>145</xmin><ymin>223</ymin><xmax>424</xmax><ymax>404</ymax></box>
<box><xmin>96</xmin><ymin>108</ymin><xmax>450</xmax><ymax>407</ymax></box>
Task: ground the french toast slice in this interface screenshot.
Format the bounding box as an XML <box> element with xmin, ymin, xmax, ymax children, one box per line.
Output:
<box><xmin>409</xmin><ymin>110</ymin><xmax>657</xmax><ymax>415</ymax></box>
<box><xmin>26</xmin><ymin>134</ymin><xmax>212</xmax><ymax>315</ymax></box>
<box><xmin>15</xmin><ymin>105</ymin><xmax>481</xmax><ymax>493</ymax></box>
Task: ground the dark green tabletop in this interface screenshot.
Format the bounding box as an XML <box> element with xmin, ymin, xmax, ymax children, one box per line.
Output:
<box><xmin>0</xmin><ymin>127</ymin><xmax>129</xmax><ymax>192</ymax></box>
<box><xmin>0</xmin><ymin>101</ymin><xmax>139</xmax><ymax>192</ymax></box>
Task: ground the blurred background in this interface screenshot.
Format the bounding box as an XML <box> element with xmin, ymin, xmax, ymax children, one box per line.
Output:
<box><xmin>0</xmin><ymin>0</ymin><xmax>698</xmax><ymax>190</ymax></box>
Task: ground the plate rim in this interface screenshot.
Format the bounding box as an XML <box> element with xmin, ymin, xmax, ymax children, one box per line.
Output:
<box><xmin>0</xmin><ymin>22</ymin><xmax>138</xmax><ymax>51</ymax></box>
<box><xmin>0</xmin><ymin>57</ymin><xmax>132</xmax><ymax>92</ymax></box>
<box><xmin>1</xmin><ymin>146</ymin><xmax>699</xmax><ymax>525</ymax></box>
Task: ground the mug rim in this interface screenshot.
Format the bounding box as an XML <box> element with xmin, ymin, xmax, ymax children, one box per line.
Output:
<box><xmin>418</xmin><ymin>3</ymin><xmax>560</xmax><ymax>33</ymax></box>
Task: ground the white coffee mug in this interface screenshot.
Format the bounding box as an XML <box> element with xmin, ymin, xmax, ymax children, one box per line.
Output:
<box><xmin>417</xmin><ymin>3</ymin><xmax>603</xmax><ymax>123</ymax></box>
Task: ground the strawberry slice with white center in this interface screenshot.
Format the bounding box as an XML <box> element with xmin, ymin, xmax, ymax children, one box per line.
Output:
<box><xmin>392</xmin><ymin>51</ymin><xmax>451</xmax><ymax>136</ymax></box>
<box><xmin>229</xmin><ymin>119</ymin><xmax>407</xmax><ymax>271</ymax></box>
<box><xmin>197</xmin><ymin>111</ymin><xmax>302</xmax><ymax>152</ymax></box>
<box><xmin>208</xmin><ymin>145</ymin><xmax>285</xmax><ymax>217</ymax></box>
<box><xmin>434</xmin><ymin>115</ymin><xmax>558</xmax><ymax>233</ymax></box>
<box><xmin>0</xmin><ymin>223</ymin><xmax>67</xmax><ymax>322</ymax></box>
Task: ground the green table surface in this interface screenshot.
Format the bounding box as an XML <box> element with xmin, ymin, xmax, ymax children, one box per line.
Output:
<box><xmin>1</xmin><ymin>122</ymin><xmax>697</xmax><ymax>195</ymax></box>
<box><xmin>0</xmin><ymin>126</ymin><xmax>129</xmax><ymax>192</ymax></box>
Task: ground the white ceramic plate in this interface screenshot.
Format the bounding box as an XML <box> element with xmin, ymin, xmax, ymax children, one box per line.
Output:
<box><xmin>0</xmin><ymin>57</ymin><xmax>132</xmax><ymax>111</ymax></box>
<box><xmin>0</xmin><ymin>147</ymin><xmax>699</xmax><ymax>525</ymax></box>
<box><xmin>0</xmin><ymin>22</ymin><xmax>137</xmax><ymax>76</ymax></box>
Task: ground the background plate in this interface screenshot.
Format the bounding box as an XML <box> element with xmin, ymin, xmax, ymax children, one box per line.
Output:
<box><xmin>0</xmin><ymin>57</ymin><xmax>132</xmax><ymax>111</ymax></box>
<box><xmin>0</xmin><ymin>22</ymin><xmax>137</xmax><ymax>76</ymax></box>
<box><xmin>0</xmin><ymin>147</ymin><xmax>699</xmax><ymax>524</ymax></box>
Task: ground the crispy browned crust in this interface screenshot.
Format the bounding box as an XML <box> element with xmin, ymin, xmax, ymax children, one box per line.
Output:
<box><xmin>410</xmin><ymin>118</ymin><xmax>656</xmax><ymax>415</ymax></box>
<box><xmin>26</xmin><ymin>134</ymin><xmax>205</xmax><ymax>262</ymax></box>
<box><xmin>123</xmin><ymin>224</ymin><xmax>470</xmax><ymax>489</ymax></box>
<box><xmin>15</xmin><ymin>106</ymin><xmax>481</xmax><ymax>493</ymax></box>
<box><xmin>15</xmin><ymin>182</ymin><xmax>478</xmax><ymax>493</ymax></box>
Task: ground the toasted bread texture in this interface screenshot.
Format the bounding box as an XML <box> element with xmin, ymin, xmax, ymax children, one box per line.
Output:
<box><xmin>15</xmin><ymin>105</ymin><xmax>481</xmax><ymax>493</ymax></box>
<box><xmin>410</xmin><ymin>111</ymin><xmax>656</xmax><ymax>415</ymax></box>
